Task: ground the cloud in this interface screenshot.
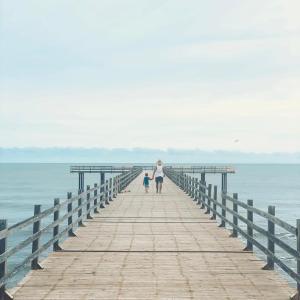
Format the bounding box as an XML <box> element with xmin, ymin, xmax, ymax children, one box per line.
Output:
<box><xmin>1</xmin><ymin>0</ymin><xmax>300</xmax><ymax>152</ymax></box>
<box><xmin>1</xmin><ymin>82</ymin><xmax>300</xmax><ymax>151</ymax></box>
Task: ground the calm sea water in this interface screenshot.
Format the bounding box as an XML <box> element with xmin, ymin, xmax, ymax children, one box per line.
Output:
<box><xmin>0</xmin><ymin>163</ymin><xmax>299</xmax><ymax>288</ymax></box>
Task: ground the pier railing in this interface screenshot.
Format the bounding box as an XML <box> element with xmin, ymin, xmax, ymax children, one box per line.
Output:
<box><xmin>0</xmin><ymin>167</ymin><xmax>141</xmax><ymax>299</ymax></box>
<box><xmin>165</xmin><ymin>168</ymin><xmax>300</xmax><ymax>299</ymax></box>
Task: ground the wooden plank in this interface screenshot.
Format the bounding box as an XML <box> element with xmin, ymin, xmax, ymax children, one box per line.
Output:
<box><xmin>10</xmin><ymin>175</ymin><xmax>294</xmax><ymax>300</ymax></box>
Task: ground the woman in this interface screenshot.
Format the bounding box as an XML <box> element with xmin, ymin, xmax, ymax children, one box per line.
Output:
<box><xmin>152</xmin><ymin>160</ymin><xmax>164</xmax><ymax>194</ymax></box>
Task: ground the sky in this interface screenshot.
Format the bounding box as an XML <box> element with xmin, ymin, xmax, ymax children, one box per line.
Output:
<box><xmin>1</xmin><ymin>0</ymin><xmax>300</xmax><ymax>153</ymax></box>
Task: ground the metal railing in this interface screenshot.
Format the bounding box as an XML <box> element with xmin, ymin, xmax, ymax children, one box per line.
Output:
<box><xmin>165</xmin><ymin>168</ymin><xmax>300</xmax><ymax>300</ymax></box>
<box><xmin>0</xmin><ymin>168</ymin><xmax>142</xmax><ymax>299</ymax></box>
<box><xmin>166</xmin><ymin>166</ymin><xmax>235</xmax><ymax>174</ymax></box>
<box><xmin>70</xmin><ymin>165</ymin><xmax>136</xmax><ymax>173</ymax></box>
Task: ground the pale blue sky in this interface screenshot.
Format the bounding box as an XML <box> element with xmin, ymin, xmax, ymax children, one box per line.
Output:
<box><xmin>1</xmin><ymin>0</ymin><xmax>300</xmax><ymax>152</ymax></box>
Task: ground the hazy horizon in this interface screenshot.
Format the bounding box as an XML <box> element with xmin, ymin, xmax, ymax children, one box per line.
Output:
<box><xmin>1</xmin><ymin>147</ymin><xmax>300</xmax><ymax>163</ymax></box>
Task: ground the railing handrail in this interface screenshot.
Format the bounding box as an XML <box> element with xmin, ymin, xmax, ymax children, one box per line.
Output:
<box><xmin>0</xmin><ymin>186</ymin><xmax>102</xmax><ymax>240</ymax></box>
<box><xmin>0</xmin><ymin>167</ymin><xmax>142</xmax><ymax>295</ymax></box>
<box><xmin>202</xmin><ymin>192</ymin><xmax>300</xmax><ymax>260</ymax></box>
<box><xmin>70</xmin><ymin>166</ymin><xmax>135</xmax><ymax>173</ymax></box>
<box><xmin>224</xmin><ymin>193</ymin><xmax>297</xmax><ymax>235</ymax></box>
<box><xmin>164</xmin><ymin>166</ymin><xmax>235</xmax><ymax>174</ymax></box>
<box><xmin>164</xmin><ymin>168</ymin><xmax>300</xmax><ymax>297</ymax></box>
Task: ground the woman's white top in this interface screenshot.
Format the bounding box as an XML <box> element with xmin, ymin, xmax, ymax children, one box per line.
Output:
<box><xmin>155</xmin><ymin>165</ymin><xmax>164</xmax><ymax>177</ymax></box>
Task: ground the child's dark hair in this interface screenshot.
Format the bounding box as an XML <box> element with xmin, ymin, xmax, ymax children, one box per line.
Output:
<box><xmin>145</xmin><ymin>173</ymin><xmax>148</xmax><ymax>176</ymax></box>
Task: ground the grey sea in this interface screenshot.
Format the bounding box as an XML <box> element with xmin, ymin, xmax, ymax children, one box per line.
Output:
<box><xmin>0</xmin><ymin>163</ymin><xmax>299</xmax><ymax>288</ymax></box>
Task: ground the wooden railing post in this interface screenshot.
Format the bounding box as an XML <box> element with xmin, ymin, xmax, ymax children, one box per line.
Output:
<box><xmin>119</xmin><ymin>175</ymin><xmax>121</xmax><ymax>192</ymax></box>
<box><xmin>196</xmin><ymin>181</ymin><xmax>201</xmax><ymax>206</ymax></box>
<box><xmin>244</xmin><ymin>199</ymin><xmax>253</xmax><ymax>251</ymax></box>
<box><xmin>94</xmin><ymin>183</ymin><xmax>99</xmax><ymax>213</ymax></box>
<box><xmin>297</xmin><ymin>219</ymin><xmax>300</xmax><ymax>295</ymax></box>
<box><xmin>193</xmin><ymin>179</ymin><xmax>198</xmax><ymax>201</ymax></box>
<box><xmin>186</xmin><ymin>175</ymin><xmax>190</xmax><ymax>194</ymax></box>
<box><xmin>31</xmin><ymin>205</ymin><xmax>42</xmax><ymax>269</ymax></box>
<box><xmin>185</xmin><ymin>175</ymin><xmax>188</xmax><ymax>194</ymax></box>
<box><xmin>291</xmin><ymin>220</ymin><xmax>300</xmax><ymax>300</ymax></box>
<box><xmin>186</xmin><ymin>175</ymin><xmax>188</xmax><ymax>193</ymax></box>
<box><xmin>190</xmin><ymin>177</ymin><xmax>194</xmax><ymax>197</ymax></box>
<box><xmin>220</xmin><ymin>173</ymin><xmax>227</xmax><ymax>227</ymax></box>
<box><xmin>180</xmin><ymin>173</ymin><xmax>183</xmax><ymax>189</ymax></box>
<box><xmin>263</xmin><ymin>206</ymin><xmax>275</xmax><ymax>270</ymax></box>
<box><xmin>53</xmin><ymin>198</ymin><xmax>62</xmax><ymax>251</ymax></box>
<box><xmin>0</xmin><ymin>220</ymin><xmax>8</xmax><ymax>299</ymax></box>
<box><xmin>117</xmin><ymin>175</ymin><xmax>120</xmax><ymax>193</ymax></box>
<box><xmin>200</xmin><ymin>183</ymin><xmax>206</xmax><ymax>209</ymax></box>
<box><xmin>100</xmin><ymin>186</ymin><xmax>105</xmax><ymax>209</ymax></box>
<box><xmin>230</xmin><ymin>193</ymin><xmax>238</xmax><ymax>237</ymax></box>
<box><xmin>67</xmin><ymin>192</ymin><xmax>76</xmax><ymax>237</ymax></box>
<box><xmin>197</xmin><ymin>180</ymin><xmax>201</xmax><ymax>205</ymax></box>
<box><xmin>100</xmin><ymin>172</ymin><xmax>105</xmax><ymax>208</ymax></box>
<box><xmin>211</xmin><ymin>185</ymin><xmax>217</xmax><ymax>220</ymax></box>
<box><xmin>86</xmin><ymin>185</ymin><xmax>92</xmax><ymax>219</ymax></box>
<box><xmin>78</xmin><ymin>190</ymin><xmax>84</xmax><ymax>227</ymax></box>
<box><xmin>113</xmin><ymin>177</ymin><xmax>117</xmax><ymax>198</ymax></box>
<box><xmin>109</xmin><ymin>178</ymin><xmax>113</xmax><ymax>201</ymax></box>
<box><xmin>220</xmin><ymin>193</ymin><xmax>226</xmax><ymax>227</ymax></box>
<box><xmin>117</xmin><ymin>175</ymin><xmax>119</xmax><ymax>195</ymax></box>
<box><xmin>105</xmin><ymin>180</ymin><xmax>109</xmax><ymax>205</ymax></box>
<box><xmin>205</xmin><ymin>184</ymin><xmax>212</xmax><ymax>214</ymax></box>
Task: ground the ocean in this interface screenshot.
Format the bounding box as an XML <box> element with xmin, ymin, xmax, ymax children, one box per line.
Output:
<box><xmin>0</xmin><ymin>163</ymin><xmax>299</xmax><ymax>288</ymax></box>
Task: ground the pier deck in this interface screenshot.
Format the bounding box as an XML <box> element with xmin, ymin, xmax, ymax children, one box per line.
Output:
<box><xmin>11</xmin><ymin>174</ymin><xmax>293</xmax><ymax>299</ymax></box>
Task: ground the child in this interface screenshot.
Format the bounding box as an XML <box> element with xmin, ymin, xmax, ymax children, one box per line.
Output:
<box><xmin>143</xmin><ymin>173</ymin><xmax>152</xmax><ymax>193</ymax></box>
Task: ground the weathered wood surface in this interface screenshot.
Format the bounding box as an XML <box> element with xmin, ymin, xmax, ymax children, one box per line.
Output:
<box><xmin>10</xmin><ymin>175</ymin><xmax>293</xmax><ymax>299</ymax></box>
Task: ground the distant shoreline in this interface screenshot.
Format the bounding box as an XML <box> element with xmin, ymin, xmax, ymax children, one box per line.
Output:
<box><xmin>1</xmin><ymin>147</ymin><xmax>300</xmax><ymax>164</ymax></box>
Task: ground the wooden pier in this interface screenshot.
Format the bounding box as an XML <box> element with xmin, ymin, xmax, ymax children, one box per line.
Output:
<box><xmin>5</xmin><ymin>172</ymin><xmax>296</xmax><ymax>300</ymax></box>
